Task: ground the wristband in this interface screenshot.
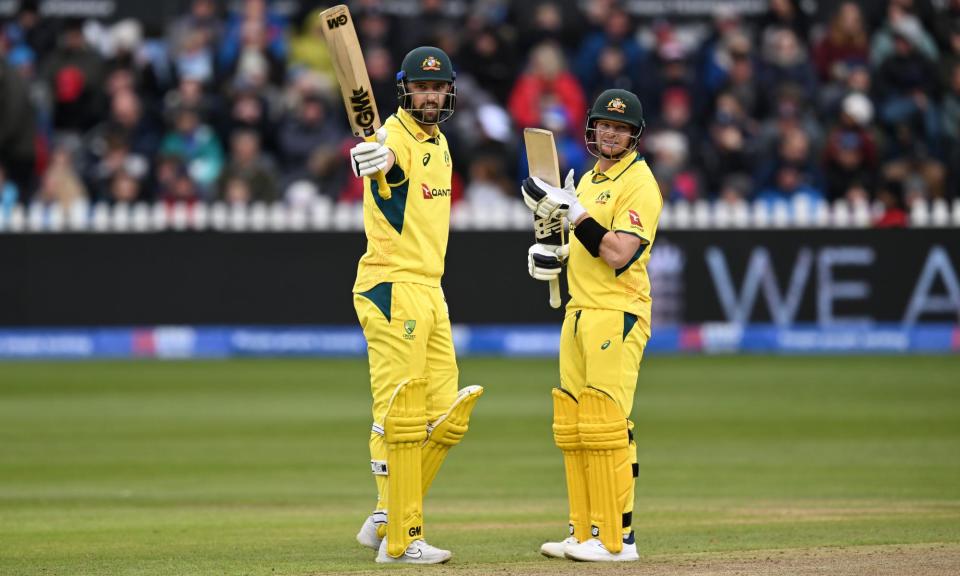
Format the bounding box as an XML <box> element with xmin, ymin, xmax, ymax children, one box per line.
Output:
<box><xmin>573</xmin><ymin>217</ymin><xmax>608</xmax><ymax>258</ymax></box>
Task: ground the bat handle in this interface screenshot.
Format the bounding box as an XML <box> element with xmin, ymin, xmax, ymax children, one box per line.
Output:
<box><xmin>363</xmin><ymin>133</ymin><xmax>392</xmax><ymax>200</ymax></box>
<box><xmin>548</xmin><ymin>278</ymin><xmax>561</xmax><ymax>309</ymax></box>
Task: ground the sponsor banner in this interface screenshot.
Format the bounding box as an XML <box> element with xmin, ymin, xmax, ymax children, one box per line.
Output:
<box><xmin>0</xmin><ymin>324</ymin><xmax>956</xmax><ymax>360</ymax></box>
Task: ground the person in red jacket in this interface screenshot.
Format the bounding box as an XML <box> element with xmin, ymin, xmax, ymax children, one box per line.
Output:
<box><xmin>508</xmin><ymin>41</ymin><xmax>586</xmax><ymax>131</ymax></box>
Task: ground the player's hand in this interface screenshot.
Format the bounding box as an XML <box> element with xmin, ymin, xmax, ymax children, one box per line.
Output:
<box><xmin>350</xmin><ymin>127</ymin><xmax>388</xmax><ymax>178</ymax></box>
<box><xmin>521</xmin><ymin>169</ymin><xmax>585</xmax><ymax>222</ymax></box>
<box><xmin>528</xmin><ymin>243</ymin><xmax>569</xmax><ymax>281</ymax></box>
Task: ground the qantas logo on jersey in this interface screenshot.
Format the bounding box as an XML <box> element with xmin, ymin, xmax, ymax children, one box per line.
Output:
<box><xmin>421</xmin><ymin>183</ymin><xmax>451</xmax><ymax>199</ymax></box>
<box><xmin>628</xmin><ymin>209</ymin><xmax>643</xmax><ymax>230</ymax></box>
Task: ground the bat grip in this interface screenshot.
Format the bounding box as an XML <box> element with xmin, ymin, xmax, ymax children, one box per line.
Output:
<box><xmin>548</xmin><ymin>278</ymin><xmax>561</xmax><ymax>309</ymax></box>
<box><xmin>364</xmin><ymin>134</ymin><xmax>391</xmax><ymax>200</ymax></box>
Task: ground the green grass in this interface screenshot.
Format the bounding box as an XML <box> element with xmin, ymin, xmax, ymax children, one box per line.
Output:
<box><xmin>1</xmin><ymin>357</ymin><xmax>959</xmax><ymax>574</ymax></box>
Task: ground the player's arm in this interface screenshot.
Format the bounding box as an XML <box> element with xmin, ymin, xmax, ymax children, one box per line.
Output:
<box><xmin>570</xmin><ymin>213</ymin><xmax>643</xmax><ymax>269</ymax></box>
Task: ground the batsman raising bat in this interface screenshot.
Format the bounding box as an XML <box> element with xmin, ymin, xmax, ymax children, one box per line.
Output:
<box><xmin>521</xmin><ymin>89</ymin><xmax>663</xmax><ymax>562</ymax></box>
<box><xmin>347</xmin><ymin>44</ymin><xmax>483</xmax><ymax>565</ymax></box>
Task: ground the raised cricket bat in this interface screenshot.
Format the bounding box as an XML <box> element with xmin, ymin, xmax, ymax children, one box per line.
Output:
<box><xmin>524</xmin><ymin>128</ymin><xmax>565</xmax><ymax>309</ymax></box>
<box><xmin>319</xmin><ymin>4</ymin><xmax>391</xmax><ymax>199</ymax></box>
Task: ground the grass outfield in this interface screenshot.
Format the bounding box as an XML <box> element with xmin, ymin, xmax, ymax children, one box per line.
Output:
<box><xmin>1</xmin><ymin>357</ymin><xmax>959</xmax><ymax>575</ymax></box>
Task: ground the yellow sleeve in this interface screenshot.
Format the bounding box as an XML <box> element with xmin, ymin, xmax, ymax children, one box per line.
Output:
<box><xmin>611</xmin><ymin>176</ymin><xmax>662</xmax><ymax>244</ymax></box>
<box><xmin>384</xmin><ymin>122</ymin><xmax>410</xmax><ymax>186</ymax></box>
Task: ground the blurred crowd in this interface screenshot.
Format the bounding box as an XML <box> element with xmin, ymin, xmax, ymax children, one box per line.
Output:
<box><xmin>1</xmin><ymin>0</ymin><xmax>959</xmax><ymax>226</ymax></box>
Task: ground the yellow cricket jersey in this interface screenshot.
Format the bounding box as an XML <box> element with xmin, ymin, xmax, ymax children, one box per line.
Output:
<box><xmin>567</xmin><ymin>152</ymin><xmax>663</xmax><ymax>334</ymax></box>
<box><xmin>353</xmin><ymin>108</ymin><xmax>453</xmax><ymax>293</ymax></box>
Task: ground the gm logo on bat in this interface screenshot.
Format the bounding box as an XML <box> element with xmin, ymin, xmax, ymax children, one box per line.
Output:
<box><xmin>327</xmin><ymin>14</ymin><xmax>348</xmax><ymax>29</ymax></box>
<box><xmin>350</xmin><ymin>88</ymin><xmax>375</xmax><ymax>129</ymax></box>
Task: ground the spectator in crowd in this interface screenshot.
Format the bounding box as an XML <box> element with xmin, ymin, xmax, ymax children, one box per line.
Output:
<box><xmin>0</xmin><ymin>165</ymin><xmax>19</xmax><ymax>217</ymax></box>
<box><xmin>876</xmin><ymin>20</ymin><xmax>942</xmax><ymax>157</ymax></box>
<box><xmin>822</xmin><ymin>93</ymin><xmax>880</xmax><ymax>202</ymax></box>
<box><xmin>940</xmin><ymin>22</ymin><xmax>960</xmax><ymax>89</ymax></box>
<box><xmin>512</xmin><ymin>1</ymin><xmax>581</xmax><ymax>54</ymax></box>
<box><xmin>107</xmin><ymin>169</ymin><xmax>144</xmax><ymax>204</ymax></box>
<box><xmin>0</xmin><ymin>57</ymin><xmax>37</xmax><ymax>195</ymax></box>
<box><xmin>36</xmin><ymin>145</ymin><xmax>87</xmax><ymax>208</ymax></box>
<box><xmin>874</xmin><ymin>179</ymin><xmax>909</xmax><ymax>227</ymax></box>
<box><xmin>508</xmin><ymin>41</ymin><xmax>586</xmax><ymax>131</ymax></box>
<box><xmin>287</xmin><ymin>7</ymin><xmax>336</xmax><ymax>80</ymax></box>
<box><xmin>2</xmin><ymin>0</ymin><xmax>57</xmax><ymax>58</ymax></box>
<box><xmin>160</xmin><ymin>105</ymin><xmax>224</xmax><ymax>197</ymax></box>
<box><xmin>156</xmin><ymin>155</ymin><xmax>199</xmax><ymax>206</ymax></box>
<box><xmin>756</xmin><ymin>128</ymin><xmax>823</xmax><ymax>204</ymax></box>
<box><xmin>278</xmin><ymin>92</ymin><xmax>342</xmax><ymax>176</ymax></box>
<box><xmin>464</xmin><ymin>154</ymin><xmax>515</xmax><ymax>208</ymax></box>
<box><xmin>813</xmin><ymin>2</ymin><xmax>869</xmax><ymax>83</ymax></box>
<box><xmin>642</xmin><ymin>37</ymin><xmax>693</xmax><ymax>119</ymax></box>
<box><xmin>715</xmin><ymin>32</ymin><xmax>761</xmax><ymax>120</ymax></box>
<box><xmin>648</xmin><ymin>130</ymin><xmax>702</xmax><ymax>201</ymax></box>
<box><xmin>757</xmin><ymin>86</ymin><xmax>823</xmax><ymax>161</ymax></box>
<box><xmin>85</xmin><ymin>130</ymin><xmax>150</xmax><ymax>202</ymax></box>
<box><xmin>217</xmin><ymin>129</ymin><xmax>277</xmax><ymax>203</ymax></box>
<box><xmin>881</xmin><ymin>126</ymin><xmax>947</xmax><ymax>200</ymax></box>
<box><xmin>759</xmin><ymin>0</ymin><xmax>811</xmax><ymax>45</ymax></box>
<box><xmin>219</xmin><ymin>0</ymin><xmax>287</xmax><ymax>86</ymax></box>
<box><xmin>757</xmin><ymin>28</ymin><xmax>817</xmax><ymax>117</ymax></box>
<box><xmin>870</xmin><ymin>6</ymin><xmax>938</xmax><ymax>67</ymax></box>
<box><xmin>459</xmin><ymin>24</ymin><xmax>518</xmax><ymax>103</ymax></box>
<box><xmin>697</xmin><ymin>5</ymin><xmax>747</xmax><ymax>98</ymax></box>
<box><xmin>168</xmin><ymin>0</ymin><xmax>223</xmax><ymax>66</ymax></box>
<box><xmin>574</xmin><ymin>5</ymin><xmax>644</xmax><ymax>99</ymax></box>
<box><xmin>40</xmin><ymin>18</ymin><xmax>105</xmax><ymax>133</ymax></box>
<box><xmin>944</xmin><ymin>61</ymin><xmax>960</xmax><ymax>196</ymax></box>
<box><xmin>219</xmin><ymin>84</ymin><xmax>275</xmax><ymax>155</ymax></box>
<box><xmin>700</xmin><ymin>95</ymin><xmax>757</xmax><ymax>198</ymax></box>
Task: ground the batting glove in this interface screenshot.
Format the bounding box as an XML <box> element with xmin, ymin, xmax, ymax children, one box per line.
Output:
<box><xmin>350</xmin><ymin>127</ymin><xmax>389</xmax><ymax>178</ymax></box>
<box><xmin>521</xmin><ymin>169</ymin><xmax>585</xmax><ymax>222</ymax></box>
<box><xmin>528</xmin><ymin>243</ymin><xmax>569</xmax><ymax>281</ymax></box>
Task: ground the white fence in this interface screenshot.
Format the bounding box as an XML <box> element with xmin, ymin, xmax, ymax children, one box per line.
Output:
<box><xmin>1</xmin><ymin>197</ymin><xmax>959</xmax><ymax>233</ymax></box>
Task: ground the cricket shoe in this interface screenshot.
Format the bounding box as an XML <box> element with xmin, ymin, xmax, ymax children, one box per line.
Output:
<box><xmin>564</xmin><ymin>534</ymin><xmax>639</xmax><ymax>562</ymax></box>
<box><xmin>376</xmin><ymin>537</ymin><xmax>452</xmax><ymax>564</ymax></box>
<box><xmin>540</xmin><ymin>536</ymin><xmax>579</xmax><ymax>558</ymax></box>
<box><xmin>356</xmin><ymin>511</ymin><xmax>386</xmax><ymax>550</ymax></box>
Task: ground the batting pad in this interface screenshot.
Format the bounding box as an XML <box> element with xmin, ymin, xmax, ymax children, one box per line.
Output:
<box><xmin>384</xmin><ymin>378</ymin><xmax>428</xmax><ymax>558</ymax></box>
<box><xmin>579</xmin><ymin>387</ymin><xmax>631</xmax><ymax>553</ymax></box>
<box><xmin>552</xmin><ymin>387</ymin><xmax>591</xmax><ymax>542</ymax></box>
<box><xmin>421</xmin><ymin>385</ymin><xmax>484</xmax><ymax>495</ymax></box>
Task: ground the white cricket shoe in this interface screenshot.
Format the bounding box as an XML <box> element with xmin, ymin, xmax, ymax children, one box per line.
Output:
<box><xmin>376</xmin><ymin>537</ymin><xmax>452</xmax><ymax>564</ymax></box>
<box><xmin>564</xmin><ymin>537</ymin><xmax>639</xmax><ymax>562</ymax></box>
<box><xmin>540</xmin><ymin>536</ymin><xmax>579</xmax><ymax>558</ymax></box>
<box><xmin>355</xmin><ymin>511</ymin><xmax>386</xmax><ymax>551</ymax></box>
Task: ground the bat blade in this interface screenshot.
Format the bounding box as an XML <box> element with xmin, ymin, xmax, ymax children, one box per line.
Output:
<box><xmin>524</xmin><ymin>128</ymin><xmax>561</xmax><ymax>187</ymax></box>
<box><xmin>523</xmin><ymin>128</ymin><xmax>564</xmax><ymax>309</ymax></box>
<box><xmin>319</xmin><ymin>4</ymin><xmax>382</xmax><ymax>138</ymax></box>
<box><xmin>319</xmin><ymin>4</ymin><xmax>391</xmax><ymax>198</ymax></box>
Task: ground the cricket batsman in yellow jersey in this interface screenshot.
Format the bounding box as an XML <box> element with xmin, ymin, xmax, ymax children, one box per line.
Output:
<box><xmin>522</xmin><ymin>89</ymin><xmax>662</xmax><ymax>562</ymax></box>
<box><xmin>348</xmin><ymin>46</ymin><xmax>483</xmax><ymax>565</ymax></box>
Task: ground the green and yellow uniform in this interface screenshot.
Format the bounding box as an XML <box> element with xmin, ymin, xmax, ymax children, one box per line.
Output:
<box><xmin>353</xmin><ymin>106</ymin><xmax>474</xmax><ymax>552</ymax></box>
<box><xmin>557</xmin><ymin>150</ymin><xmax>662</xmax><ymax>548</ymax></box>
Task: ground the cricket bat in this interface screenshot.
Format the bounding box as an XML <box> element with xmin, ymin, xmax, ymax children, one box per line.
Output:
<box><xmin>319</xmin><ymin>4</ymin><xmax>391</xmax><ymax>199</ymax></box>
<box><xmin>524</xmin><ymin>128</ymin><xmax>564</xmax><ymax>309</ymax></box>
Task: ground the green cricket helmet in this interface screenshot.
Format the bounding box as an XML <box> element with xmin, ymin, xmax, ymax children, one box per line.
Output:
<box><xmin>585</xmin><ymin>88</ymin><xmax>646</xmax><ymax>159</ymax></box>
<box><xmin>396</xmin><ymin>46</ymin><xmax>457</xmax><ymax>124</ymax></box>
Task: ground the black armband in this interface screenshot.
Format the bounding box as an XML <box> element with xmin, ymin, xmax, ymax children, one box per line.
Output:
<box><xmin>573</xmin><ymin>217</ymin><xmax>608</xmax><ymax>258</ymax></box>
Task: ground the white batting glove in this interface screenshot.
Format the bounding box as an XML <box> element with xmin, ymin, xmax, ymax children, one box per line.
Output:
<box><xmin>528</xmin><ymin>243</ymin><xmax>569</xmax><ymax>281</ymax></box>
<box><xmin>350</xmin><ymin>127</ymin><xmax>388</xmax><ymax>178</ymax></box>
<box><xmin>521</xmin><ymin>169</ymin><xmax>585</xmax><ymax>222</ymax></box>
